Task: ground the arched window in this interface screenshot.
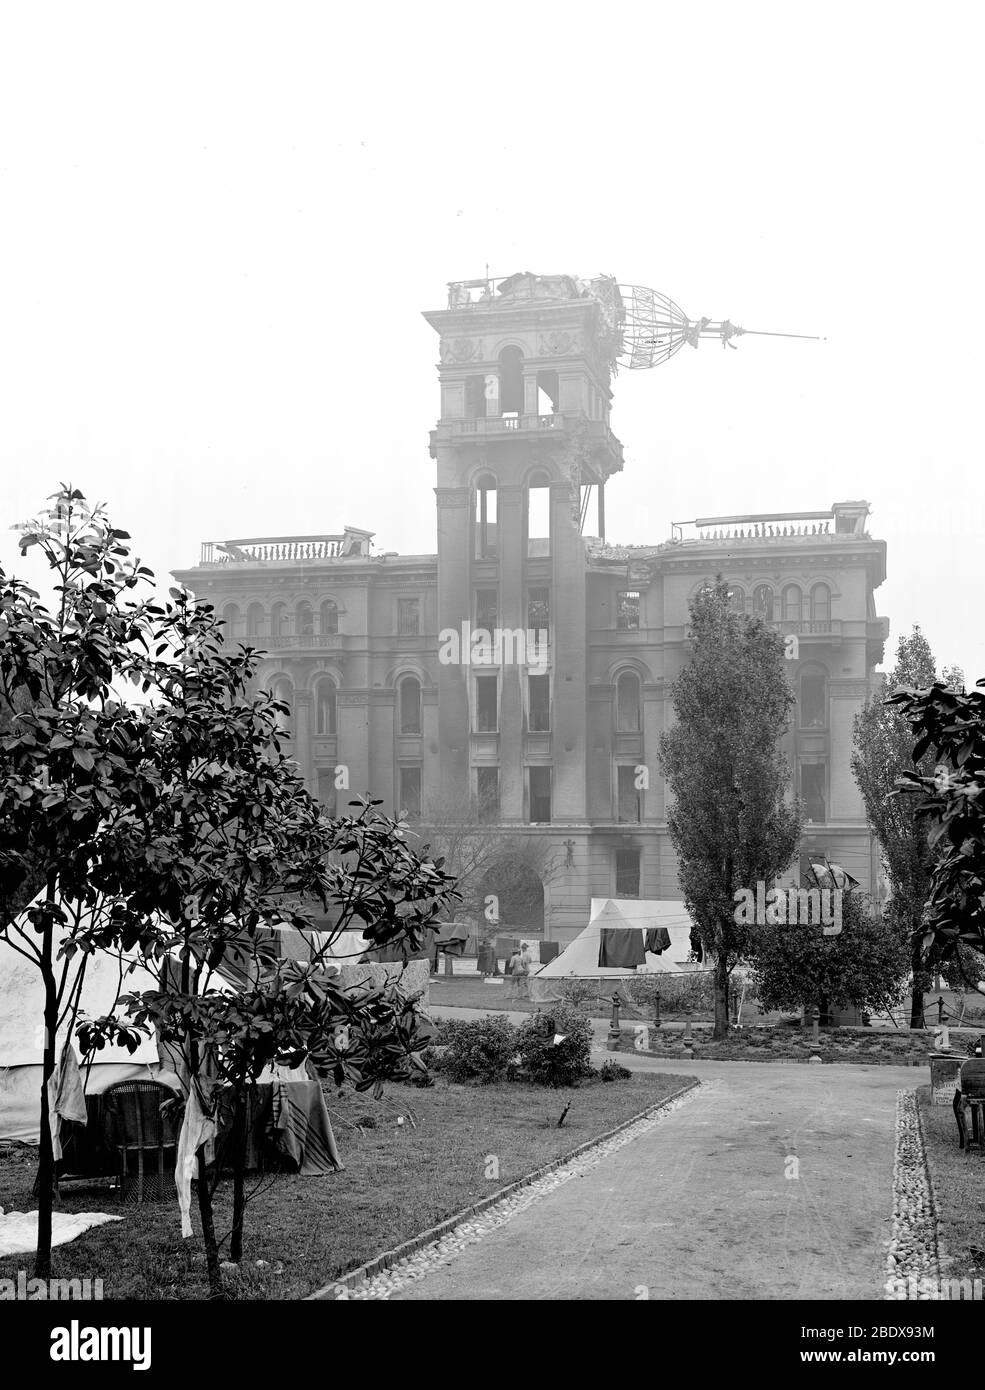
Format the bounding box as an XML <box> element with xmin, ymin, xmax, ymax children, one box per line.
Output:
<box><xmin>315</xmin><ymin>678</ymin><xmax>337</xmax><ymax>736</ymax></box>
<box><xmin>800</xmin><ymin>667</ymin><xmax>827</xmax><ymax>728</ymax></box>
<box><xmin>271</xmin><ymin>601</ymin><xmax>287</xmax><ymax>639</ymax></box>
<box><xmin>727</xmin><ymin>584</ymin><xmax>745</xmax><ymax>615</ymax></box>
<box><xmin>221</xmin><ymin>603</ymin><xmax>241</xmax><ymax>641</ymax></box>
<box><xmin>271</xmin><ymin>677</ymin><xmax>293</xmax><ymax>736</ymax></box>
<box><xmin>526</xmin><ymin>469</ymin><xmax>551</xmax><ymax>558</ymax></box>
<box><xmin>474</xmin><ymin>472</ymin><xmax>498</xmax><ymax>560</ymax></box>
<box><xmin>399</xmin><ymin>675</ymin><xmax>422</xmax><ymax>735</ymax></box>
<box><xmin>320</xmin><ymin>600</ymin><xmax>338</xmax><ymax>636</ymax></box>
<box><xmin>810</xmin><ymin>584</ymin><xmax>831</xmax><ymax>628</ymax></box>
<box><xmin>616</xmin><ymin>671</ymin><xmax>641</xmax><ymax>732</ymax></box>
<box><xmin>297</xmin><ymin>601</ymin><xmax>314</xmax><ymax>638</ymax></box>
<box><xmin>753</xmin><ymin>585</ymin><xmax>774</xmax><ymax>622</ymax></box>
<box><xmin>536</xmin><ymin>369</ymin><xmax>559</xmax><ymax>416</ymax></box>
<box><xmin>781</xmin><ymin>585</ymin><xmax>802</xmax><ymax>624</ymax></box>
<box><xmin>246</xmin><ymin>603</ymin><xmax>264</xmax><ymax>639</ymax></box>
<box><xmin>498</xmin><ymin>345</ymin><xmax>524</xmax><ymax>415</ymax></box>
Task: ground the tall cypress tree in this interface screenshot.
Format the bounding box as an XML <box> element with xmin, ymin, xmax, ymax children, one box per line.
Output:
<box><xmin>851</xmin><ymin>627</ymin><xmax>939</xmax><ymax>1027</ymax></box>
<box><xmin>660</xmin><ymin>578</ymin><xmax>800</xmax><ymax>1039</ymax></box>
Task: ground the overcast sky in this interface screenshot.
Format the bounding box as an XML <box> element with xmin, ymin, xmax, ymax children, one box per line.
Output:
<box><xmin>1</xmin><ymin>2</ymin><xmax>982</xmax><ymax>680</ymax></box>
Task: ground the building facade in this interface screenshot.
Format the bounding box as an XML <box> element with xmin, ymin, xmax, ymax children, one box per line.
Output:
<box><xmin>173</xmin><ymin>273</ymin><xmax>889</xmax><ymax>944</ymax></box>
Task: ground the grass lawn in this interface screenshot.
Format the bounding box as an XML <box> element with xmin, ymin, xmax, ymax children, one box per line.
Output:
<box><xmin>0</xmin><ymin>1072</ymin><xmax>690</xmax><ymax>1300</ymax></box>
<box><xmin>428</xmin><ymin>973</ymin><xmax>781</xmax><ymax>1025</ymax></box>
<box><xmin>428</xmin><ymin>975</ymin><xmax>546</xmax><ymax>1014</ymax></box>
<box><xmin>917</xmin><ymin>1083</ymin><xmax>985</xmax><ymax>1285</ymax></box>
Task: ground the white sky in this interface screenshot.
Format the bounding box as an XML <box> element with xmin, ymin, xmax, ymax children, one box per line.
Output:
<box><xmin>1</xmin><ymin>1</ymin><xmax>982</xmax><ymax>679</ymax></box>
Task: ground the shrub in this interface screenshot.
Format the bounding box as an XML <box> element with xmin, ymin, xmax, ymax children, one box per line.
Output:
<box><xmin>623</xmin><ymin>972</ymin><xmax>715</xmax><ymax>1016</ymax></box>
<box><xmin>596</xmin><ymin>1059</ymin><xmax>632</xmax><ymax>1082</ymax></box>
<box><xmin>558</xmin><ymin>979</ymin><xmax>602</xmax><ymax>1009</ymax></box>
<box><xmin>516</xmin><ymin>1002</ymin><xmax>593</xmax><ymax>1087</ymax></box>
<box><xmin>432</xmin><ymin>1014</ymin><xmax>519</xmax><ymax>1084</ymax></box>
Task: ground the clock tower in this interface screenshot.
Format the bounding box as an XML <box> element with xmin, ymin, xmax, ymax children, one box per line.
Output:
<box><xmin>424</xmin><ymin>272</ymin><xmax>625</xmax><ymax>826</ymax></box>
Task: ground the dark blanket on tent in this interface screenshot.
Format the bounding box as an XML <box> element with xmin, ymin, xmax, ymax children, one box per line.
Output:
<box><xmin>645</xmin><ymin>927</ymin><xmax>672</xmax><ymax>955</ymax></box>
<box><xmin>598</xmin><ymin>928</ymin><xmax>646</xmax><ymax>969</ymax></box>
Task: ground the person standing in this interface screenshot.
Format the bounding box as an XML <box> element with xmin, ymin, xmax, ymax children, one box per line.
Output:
<box><xmin>506</xmin><ymin>945</ymin><xmax>523</xmax><ymax>999</ymax></box>
<box><xmin>514</xmin><ymin>942</ymin><xmax>533</xmax><ymax>1000</ymax></box>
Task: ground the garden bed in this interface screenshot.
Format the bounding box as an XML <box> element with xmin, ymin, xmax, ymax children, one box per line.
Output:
<box><xmin>610</xmin><ymin>1023</ymin><xmax>963</xmax><ymax>1064</ymax></box>
<box><xmin>0</xmin><ymin>1073</ymin><xmax>688</xmax><ymax>1300</ymax></box>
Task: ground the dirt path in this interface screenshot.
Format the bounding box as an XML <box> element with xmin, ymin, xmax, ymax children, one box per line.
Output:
<box><xmin>392</xmin><ymin>1058</ymin><xmax>912</xmax><ymax>1300</ymax></box>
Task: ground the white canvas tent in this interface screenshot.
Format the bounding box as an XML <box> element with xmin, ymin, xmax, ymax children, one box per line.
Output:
<box><xmin>529</xmin><ymin>898</ymin><xmax>708</xmax><ymax>1002</ymax></box>
<box><xmin>0</xmin><ymin>898</ymin><xmax>212</xmax><ymax>1144</ymax></box>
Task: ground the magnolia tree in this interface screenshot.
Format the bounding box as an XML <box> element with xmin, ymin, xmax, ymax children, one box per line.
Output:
<box><xmin>0</xmin><ymin>488</ymin><xmax>457</xmax><ymax>1291</ymax></box>
<box><xmin>888</xmin><ymin>678</ymin><xmax>985</xmax><ymax>973</ymax></box>
<box><xmin>659</xmin><ymin>578</ymin><xmax>801</xmax><ymax>1039</ymax></box>
<box><xmin>0</xmin><ymin>489</ymin><xmax>187</xmax><ymax>1277</ymax></box>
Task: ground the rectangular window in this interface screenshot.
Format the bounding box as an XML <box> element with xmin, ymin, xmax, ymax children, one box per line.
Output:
<box><xmin>528</xmin><ymin>766</ymin><xmax>552</xmax><ymax>823</ymax></box>
<box><xmin>465</xmin><ymin>374</ymin><xmax>487</xmax><ymax>419</ymax></box>
<box><xmin>399</xmin><ymin>679</ymin><xmax>421</xmax><ymax>734</ymax></box>
<box><xmin>800</xmin><ymin>763</ymin><xmax>826</xmax><ymax>823</ymax></box>
<box><xmin>527</xmin><ymin>483</ymin><xmax>551</xmax><ymax>558</ymax></box>
<box><xmin>617</xmin><ymin>591</ymin><xmax>641</xmax><ymax>630</ymax></box>
<box><xmin>397</xmin><ymin>598</ymin><xmax>420</xmax><ymax>636</ymax></box>
<box><xmin>617</xmin><ymin>765</ymin><xmax>641</xmax><ymax>822</ymax></box>
<box><xmin>474</xmin><ymin>588</ymin><xmax>498</xmax><ymax>631</ymax></box>
<box><xmin>474</xmin><ymin>675</ymin><xmax>498</xmax><ymax>732</ymax></box>
<box><xmin>399</xmin><ymin>766</ymin><xmax>422</xmax><ymax>820</ymax></box>
<box><xmin>476</xmin><ymin>767</ymin><xmax>499</xmax><ymax>823</ymax></box>
<box><xmin>527</xmin><ymin>586</ymin><xmax>550</xmax><ymax>637</ymax></box>
<box><xmin>317</xmin><ymin>769</ymin><xmax>338</xmax><ymax>816</ymax></box>
<box><xmin>528</xmin><ymin>674</ymin><xmax>551</xmax><ymax>732</ymax></box>
<box><xmin>475</xmin><ymin>482</ymin><xmax>498</xmax><ymax>560</ymax></box>
<box><xmin>615</xmin><ymin>848</ymin><xmax>641</xmax><ymax>897</ymax></box>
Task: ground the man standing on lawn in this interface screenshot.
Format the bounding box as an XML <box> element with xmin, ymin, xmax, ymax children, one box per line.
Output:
<box><xmin>513</xmin><ymin>942</ymin><xmax>533</xmax><ymax>1000</ymax></box>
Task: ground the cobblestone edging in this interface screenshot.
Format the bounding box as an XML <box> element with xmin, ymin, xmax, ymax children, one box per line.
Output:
<box><xmin>883</xmin><ymin>1089</ymin><xmax>941</xmax><ymax>1299</ymax></box>
<box><xmin>308</xmin><ymin>1078</ymin><xmax>701</xmax><ymax>1302</ymax></box>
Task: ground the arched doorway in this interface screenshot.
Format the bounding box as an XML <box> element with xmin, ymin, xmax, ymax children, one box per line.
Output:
<box><xmin>479</xmin><ymin>857</ymin><xmax>545</xmax><ymax>935</ymax></box>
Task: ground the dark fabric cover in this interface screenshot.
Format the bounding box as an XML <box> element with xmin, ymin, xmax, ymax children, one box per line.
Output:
<box><xmin>598</xmin><ymin>928</ymin><xmax>646</xmax><ymax>969</ymax></box>
<box><xmin>644</xmin><ymin>927</ymin><xmax>672</xmax><ymax>955</ymax></box>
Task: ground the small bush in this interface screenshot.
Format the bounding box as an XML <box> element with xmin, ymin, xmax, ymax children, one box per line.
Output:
<box><xmin>623</xmin><ymin>972</ymin><xmax>715</xmax><ymax>1016</ymax></box>
<box><xmin>596</xmin><ymin>1059</ymin><xmax>632</xmax><ymax>1082</ymax></box>
<box><xmin>556</xmin><ymin>979</ymin><xmax>603</xmax><ymax>1009</ymax></box>
<box><xmin>433</xmin><ymin>1015</ymin><xmax>518</xmax><ymax>1084</ymax></box>
<box><xmin>516</xmin><ymin>1002</ymin><xmax>594</xmax><ymax>1087</ymax></box>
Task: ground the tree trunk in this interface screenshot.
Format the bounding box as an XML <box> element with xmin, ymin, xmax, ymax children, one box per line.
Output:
<box><xmin>910</xmin><ymin>942</ymin><xmax>927</xmax><ymax>1030</ymax></box>
<box><xmin>34</xmin><ymin>878</ymin><xmax>58</xmax><ymax>1280</ymax></box>
<box><xmin>184</xmin><ymin>949</ymin><xmax>222</xmax><ymax>1298</ymax></box>
<box><xmin>196</xmin><ymin>1147</ymin><xmax>224</xmax><ymax>1298</ymax></box>
<box><xmin>713</xmin><ymin>953</ymin><xmax>730</xmax><ymax>1041</ymax></box>
<box><xmin>230</xmin><ymin>1089</ymin><xmax>247</xmax><ymax>1264</ymax></box>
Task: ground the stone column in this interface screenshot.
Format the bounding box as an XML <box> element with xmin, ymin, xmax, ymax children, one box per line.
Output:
<box><xmin>497</xmin><ymin>483</ymin><xmax>524</xmax><ymax>823</ymax></box>
<box><xmin>435</xmin><ymin>486</ymin><xmax>472</xmax><ymax>806</ymax></box>
<box><xmin>293</xmin><ymin>690</ymin><xmax>314</xmax><ymax>793</ymax></box>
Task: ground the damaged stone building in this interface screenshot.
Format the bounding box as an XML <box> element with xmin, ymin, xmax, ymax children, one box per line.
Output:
<box><xmin>173</xmin><ymin>273</ymin><xmax>889</xmax><ymax>944</ymax></box>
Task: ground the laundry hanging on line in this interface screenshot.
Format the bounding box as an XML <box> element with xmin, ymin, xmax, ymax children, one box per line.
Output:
<box><xmin>598</xmin><ymin>928</ymin><xmax>646</xmax><ymax>969</ymax></box>
<box><xmin>644</xmin><ymin>927</ymin><xmax>672</xmax><ymax>955</ymax></box>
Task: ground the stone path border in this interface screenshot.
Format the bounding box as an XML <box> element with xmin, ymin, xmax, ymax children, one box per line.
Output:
<box><xmin>308</xmin><ymin>1077</ymin><xmax>700</xmax><ymax>1301</ymax></box>
<box><xmin>883</xmin><ymin>1089</ymin><xmax>941</xmax><ymax>1299</ymax></box>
